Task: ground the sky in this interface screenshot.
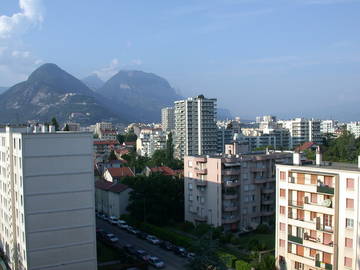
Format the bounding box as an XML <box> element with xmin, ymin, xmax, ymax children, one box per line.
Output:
<box><xmin>0</xmin><ymin>0</ymin><xmax>360</xmax><ymax>121</ymax></box>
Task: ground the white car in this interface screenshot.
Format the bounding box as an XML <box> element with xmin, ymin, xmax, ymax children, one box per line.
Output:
<box><xmin>146</xmin><ymin>235</ymin><xmax>161</xmax><ymax>245</ymax></box>
<box><xmin>148</xmin><ymin>256</ymin><xmax>165</xmax><ymax>268</ymax></box>
<box><xmin>109</xmin><ymin>216</ymin><xmax>118</xmax><ymax>225</ymax></box>
<box><xmin>106</xmin><ymin>233</ymin><xmax>119</xmax><ymax>242</ymax></box>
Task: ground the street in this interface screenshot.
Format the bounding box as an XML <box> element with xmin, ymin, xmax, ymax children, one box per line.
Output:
<box><xmin>96</xmin><ymin>218</ymin><xmax>188</xmax><ymax>270</ymax></box>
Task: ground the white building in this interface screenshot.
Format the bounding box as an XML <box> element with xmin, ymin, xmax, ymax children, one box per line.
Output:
<box><xmin>276</xmin><ymin>152</ymin><xmax>360</xmax><ymax>270</ymax></box>
<box><xmin>347</xmin><ymin>122</ymin><xmax>360</xmax><ymax>138</ymax></box>
<box><xmin>174</xmin><ymin>95</ymin><xmax>218</xmax><ymax>159</ymax></box>
<box><xmin>320</xmin><ymin>120</ymin><xmax>338</xmax><ymax>135</ymax></box>
<box><xmin>161</xmin><ymin>107</ymin><xmax>175</xmax><ymax>132</ymax></box>
<box><xmin>0</xmin><ymin>126</ymin><xmax>97</xmax><ymax>270</ymax></box>
<box><xmin>136</xmin><ymin>128</ymin><xmax>167</xmax><ymax>157</ymax></box>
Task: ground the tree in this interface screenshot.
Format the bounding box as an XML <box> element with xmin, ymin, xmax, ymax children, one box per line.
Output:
<box><xmin>51</xmin><ymin>117</ymin><xmax>59</xmax><ymax>131</ymax></box>
<box><xmin>186</xmin><ymin>233</ymin><xmax>227</xmax><ymax>270</ymax></box>
<box><xmin>166</xmin><ymin>132</ymin><xmax>174</xmax><ymax>160</ymax></box>
<box><xmin>108</xmin><ymin>150</ymin><xmax>117</xmax><ymax>161</ymax></box>
<box><xmin>123</xmin><ymin>174</ymin><xmax>184</xmax><ymax>225</ymax></box>
<box><xmin>63</xmin><ymin>124</ymin><xmax>70</xmax><ymax>131</ymax></box>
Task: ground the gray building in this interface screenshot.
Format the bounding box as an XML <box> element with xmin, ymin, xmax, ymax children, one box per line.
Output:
<box><xmin>174</xmin><ymin>95</ymin><xmax>218</xmax><ymax>159</ymax></box>
<box><xmin>161</xmin><ymin>107</ymin><xmax>175</xmax><ymax>132</ymax></box>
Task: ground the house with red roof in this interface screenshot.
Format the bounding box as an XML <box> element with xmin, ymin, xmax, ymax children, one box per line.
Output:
<box><xmin>103</xmin><ymin>167</ymin><xmax>135</xmax><ymax>182</ymax></box>
<box><xmin>144</xmin><ymin>166</ymin><xmax>183</xmax><ymax>178</ymax></box>
<box><xmin>295</xmin><ymin>142</ymin><xmax>318</xmax><ymax>152</ymax></box>
<box><xmin>95</xmin><ymin>179</ymin><xmax>131</xmax><ymax>217</ymax></box>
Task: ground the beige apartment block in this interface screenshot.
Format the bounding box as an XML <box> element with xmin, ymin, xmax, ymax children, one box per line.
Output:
<box><xmin>275</xmin><ymin>151</ymin><xmax>360</xmax><ymax>270</ymax></box>
<box><xmin>0</xmin><ymin>126</ymin><xmax>97</xmax><ymax>270</ymax></box>
<box><xmin>184</xmin><ymin>143</ymin><xmax>292</xmax><ymax>231</ymax></box>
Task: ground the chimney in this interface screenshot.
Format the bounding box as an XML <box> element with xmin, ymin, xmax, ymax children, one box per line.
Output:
<box><xmin>293</xmin><ymin>152</ymin><xmax>301</xmax><ymax>166</ymax></box>
<box><xmin>316</xmin><ymin>146</ymin><xmax>322</xmax><ymax>166</ymax></box>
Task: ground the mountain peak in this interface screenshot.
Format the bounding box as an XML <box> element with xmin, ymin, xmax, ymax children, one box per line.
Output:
<box><xmin>82</xmin><ymin>73</ymin><xmax>104</xmax><ymax>91</ymax></box>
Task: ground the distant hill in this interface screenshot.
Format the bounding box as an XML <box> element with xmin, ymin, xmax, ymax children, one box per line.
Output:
<box><xmin>82</xmin><ymin>74</ymin><xmax>104</xmax><ymax>91</ymax></box>
<box><xmin>0</xmin><ymin>63</ymin><xmax>122</xmax><ymax>125</ymax></box>
<box><xmin>97</xmin><ymin>70</ymin><xmax>182</xmax><ymax>122</ymax></box>
<box><xmin>0</xmin><ymin>87</ymin><xmax>8</xmax><ymax>94</ymax></box>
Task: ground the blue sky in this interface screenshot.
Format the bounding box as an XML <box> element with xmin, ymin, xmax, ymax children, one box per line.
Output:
<box><xmin>0</xmin><ymin>0</ymin><xmax>360</xmax><ymax>120</ymax></box>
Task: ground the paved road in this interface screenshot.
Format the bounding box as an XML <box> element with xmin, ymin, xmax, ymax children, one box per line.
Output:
<box><xmin>96</xmin><ymin>218</ymin><xmax>188</xmax><ymax>270</ymax></box>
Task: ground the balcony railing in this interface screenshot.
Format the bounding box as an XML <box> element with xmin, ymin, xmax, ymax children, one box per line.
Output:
<box><xmin>194</xmin><ymin>215</ymin><xmax>207</xmax><ymax>222</ymax></box>
<box><xmin>224</xmin><ymin>180</ymin><xmax>240</xmax><ymax>187</ymax></box>
<box><xmin>222</xmin><ymin>216</ymin><xmax>240</xmax><ymax>224</ymax></box>
<box><xmin>317</xmin><ymin>185</ymin><xmax>334</xmax><ymax>195</ymax></box>
<box><xmin>316</xmin><ymin>222</ymin><xmax>333</xmax><ymax>233</ymax></box>
<box><xmin>195</xmin><ymin>157</ymin><xmax>207</xmax><ymax>163</ymax></box>
<box><xmin>223</xmin><ymin>205</ymin><xmax>238</xmax><ymax>212</ymax></box>
<box><xmin>195</xmin><ymin>179</ymin><xmax>207</xmax><ymax>187</ymax></box>
<box><xmin>288</xmin><ymin>200</ymin><xmax>304</xmax><ymax>208</ymax></box>
<box><xmin>223</xmin><ymin>193</ymin><xmax>238</xmax><ymax>200</ymax></box>
<box><xmin>316</xmin><ymin>261</ymin><xmax>332</xmax><ymax>270</ymax></box>
<box><xmin>222</xmin><ymin>169</ymin><xmax>241</xmax><ymax>176</ymax></box>
<box><xmin>288</xmin><ymin>234</ymin><xmax>303</xmax><ymax>244</ymax></box>
<box><xmin>195</xmin><ymin>168</ymin><xmax>207</xmax><ymax>175</ymax></box>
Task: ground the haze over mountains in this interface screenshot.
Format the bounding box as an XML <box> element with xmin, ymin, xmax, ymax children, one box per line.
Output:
<box><xmin>0</xmin><ymin>63</ymin><xmax>231</xmax><ymax>125</ymax></box>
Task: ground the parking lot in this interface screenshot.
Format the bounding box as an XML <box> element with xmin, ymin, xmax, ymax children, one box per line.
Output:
<box><xmin>96</xmin><ymin>218</ymin><xmax>189</xmax><ymax>270</ymax></box>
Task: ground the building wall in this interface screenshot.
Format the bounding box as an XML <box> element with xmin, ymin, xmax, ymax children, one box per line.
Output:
<box><xmin>0</xmin><ymin>128</ymin><xmax>97</xmax><ymax>270</ymax></box>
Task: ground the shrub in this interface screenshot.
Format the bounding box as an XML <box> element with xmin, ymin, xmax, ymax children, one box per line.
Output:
<box><xmin>255</xmin><ymin>224</ymin><xmax>270</xmax><ymax>234</ymax></box>
<box><xmin>235</xmin><ymin>260</ymin><xmax>252</xmax><ymax>270</ymax></box>
<box><xmin>218</xmin><ymin>251</ymin><xmax>237</xmax><ymax>268</ymax></box>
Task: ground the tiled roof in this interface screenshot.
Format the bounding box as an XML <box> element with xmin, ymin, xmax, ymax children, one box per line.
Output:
<box><xmin>107</xmin><ymin>167</ymin><xmax>134</xmax><ymax>178</ymax></box>
<box><xmin>115</xmin><ymin>148</ymin><xmax>130</xmax><ymax>156</ymax></box>
<box><xmin>95</xmin><ymin>179</ymin><xmax>129</xmax><ymax>193</ymax></box>
<box><xmin>123</xmin><ymin>141</ymin><xmax>136</xmax><ymax>146</ymax></box>
<box><xmin>150</xmin><ymin>166</ymin><xmax>176</xmax><ymax>176</ymax></box>
<box><xmin>295</xmin><ymin>142</ymin><xmax>317</xmax><ymax>152</ymax></box>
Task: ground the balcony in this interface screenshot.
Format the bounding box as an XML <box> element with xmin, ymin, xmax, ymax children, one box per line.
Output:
<box><xmin>317</xmin><ymin>185</ymin><xmax>334</xmax><ymax>195</ymax></box>
<box><xmin>223</xmin><ymin>205</ymin><xmax>238</xmax><ymax>212</ymax></box>
<box><xmin>251</xmin><ymin>167</ymin><xmax>267</xmax><ymax>172</ymax></box>
<box><xmin>194</xmin><ymin>215</ymin><xmax>207</xmax><ymax>222</ymax></box>
<box><xmin>195</xmin><ymin>157</ymin><xmax>207</xmax><ymax>163</ymax></box>
<box><xmin>262</xmin><ymin>188</ymin><xmax>275</xmax><ymax>194</ymax></box>
<box><xmin>222</xmin><ymin>169</ymin><xmax>241</xmax><ymax>176</ymax></box>
<box><xmin>253</xmin><ymin>178</ymin><xmax>269</xmax><ymax>184</ymax></box>
<box><xmin>316</xmin><ymin>222</ymin><xmax>334</xmax><ymax>233</ymax></box>
<box><xmin>261</xmin><ymin>199</ymin><xmax>274</xmax><ymax>205</ymax></box>
<box><xmin>195</xmin><ymin>180</ymin><xmax>207</xmax><ymax>187</ymax></box>
<box><xmin>288</xmin><ymin>234</ymin><xmax>303</xmax><ymax>244</ymax></box>
<box><xmin>195</xmin><ymin>168</ymin><xmax>207</xmax><ymax>175</ymax></box>
<box><xmin>223</xmin><ymin>193</ymin><xmax>238</xmax><ymax>200</ymax></box>
<box><xmin>224</xmin><ymin>180</ymin><xmax>240</xmax><ymax>187</ymax></box>
<box><xmin>316</xmin><ymin>261</ymin><xmax>332</xmax><ymax>270</ymax></box>
<box><xmin>288</xmin><ymin>200</ymin><xmax>304</xmax><ymax>208</ymax></box>
<box><xmin>222</xmin><ymin>216</ymin><xmax>240</xmax><ymax>224</ymax></box>
<box><xmin>261</xmin><ymin>210</ymin><xmax>275</xmax><ymax>216</ymax></box>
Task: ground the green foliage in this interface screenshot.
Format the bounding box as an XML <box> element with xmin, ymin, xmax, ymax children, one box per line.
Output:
<box><xmin>186</xmin><ymin>233</ymin><xmax>227</xmax><ymax>270</ymax></box>
<box><xmin>63</xmin><ymin>124</ymin><xmax>70</xmax><ymax>131</ymax></box>
<box><xmin>218</xmin><ymin>251</ymin><xmax>237</xmax><ymax>268</ymax></box>
<box><xmin>235</xmin><ymin>260</ymin><xmax>251</xmax><ymax>270</ymax></box>
<box><xmin>123</xmin><ymin>174</ymin><xmax>184</xmax><ymax>225</ymax></box>
<box><xmin>122</xmin><ymin>151</ymin><xmax>150</xmax><ymax>173</ymax></box>
<box><xmin>108</xmin><ymin>150</ymin><xmax>117</xmax><ymax>161</ymax></box>
<box><xmin>251</xmin><ymin>254</ymin><xmax>275</xmax><ymax>270</ymax></box>
<box><xmin>166</xmin><ymin>132</ymin><xmax>174</xmax><ymax>160</ymax></box>
<box><xmin>322</xmin><ymin>131</ymin><xmax>360</xmax><ymax>163</ymax></box>
<box><xmin>117</xmin><ymin>128</ymin><xmax>137</xmax><ymax>144</ymax></box>
<box><xmin>255</xmin><ymin>224</ymin><xmax>271</xmax><ymax>234</ymax></box>
<box><xmin>51</xmin><ymin>117</ymin><xmax>59</xmax><ymax>131</ymax></box>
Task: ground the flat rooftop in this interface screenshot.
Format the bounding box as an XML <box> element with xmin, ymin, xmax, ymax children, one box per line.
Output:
<box><xmin>280</xmin><ymin>160</ymin><xmax>360</xmax><ymax>173</ymax></box>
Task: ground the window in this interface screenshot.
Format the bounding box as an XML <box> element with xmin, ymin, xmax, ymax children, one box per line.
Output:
<box><xmin>346</xmin><ymin>218</ymin><xmax>354</xmax><ymax>228</ymax></box>
<box><xmin>297</xmin><ymin>173</ymin><xmax>305</xmax><ymax>185</ymax></box>
<box><xmin>323</xmin><ymin>252</ymin><xmax>331</xmax><ymax>264</ymax></box>
<box><xmin>324</xmin><ymin>214</ymin><xmax>332</xmax><ymax>227</ymax></box>
<box><xmin>188</xmin><ymin>171</ymin><xmax>193</xmax><ymax>178</ymax></box>
<box><xmin>346</xmin><ymin>178</ymin><xmax>354</xmax><ymax>190</ymax></box>
<box><xmin>324</xmin><ymin>176</ymin><xmax>333</xmax><ymax>187</ymax></box>
<box><xmin>323</xmin><ymin>233</ymin><xmax>332</xmax><ymax>245</ymax></box>
<box><xmin>280</xmin><ymin>189</ymin><xmax>286</xmax><ymax>198</ymax></box>
<box><xmin>280</xmin><ymin>171</ymin><xmax>286</xmax><ymax>181</ymax></box>
<box><xmin>188</xmin><ymin>183</ymin><xmax>193</xmax><ymax>190</ymax></box>
<box><xmin>280</xmin><ymin>206</ymin><xmax>285</xmax><ymax>215</ymax></box>
<box><xmin>346</xmin><ymin>198</ymin><xmax>354</xmax><ymax>209</ymax></box>
<box><xmin>345</xmin><ymin>237</ymin><xmax>353</xmax><ymax>248</ymax></box>
<box><xmin>188</xmin><ymin>160</ymin><xmax>193</xmax><ymax>168</ymax></box>
<box><xmin>294</xmin><ymin>262</ymin><xmax>304</xmax><ymax>270</ymax></box>
<box><xmin>280</xmin><ymin>222</ymin><xmax>285</xmax><ymax>231</ymax></box>
<box><xmin>279</xmin><ymin>239</ymin><xmax>285</xmax><ymax>247</ymax></box>
<box><xmin>296</xmin><ymin>245</ymin><xmax>304</xmax><ymax>256</ymax></box>
<box><xmin>344</xmin><ymin>257</ymin><xmax>352</xmax><ymax>268</ymax></box>
<box><xmin>310</xmin><ymin>248</ymin><xmax>316</xmax><ymax>257</ymax></box>
<box><xmin>311</xmin><ymin>193</ymin><xmax>317</xmax><ymax>203</ymax></box>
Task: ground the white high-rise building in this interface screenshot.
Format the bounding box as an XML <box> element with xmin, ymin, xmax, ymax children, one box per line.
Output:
<box><xmin>174</xmin><ymin>95</ymin><xmax>218</xmax><ymax>159</ymax></box>
<box><xmin>136</xmin><ymin>128</ymin><xmax>167</xmax><ymax>157</ymax></box>
<box><xmin>347</xmin><ymin>122</ymin><xmax>360</xmax><ymax>138</ymax></box>
<box><xmin>320</xmin><ymin>120</ymin><xmax>338</xmax><ymax>134</ymax></box>
<box><xmin>161</xmin><ymin>107</ymin><xmax>175</xmax><ymax>132</ymax></box>
<box><xmin>0</xmin><ymin>126</ymin><xmax>97</xmax><ymax>270</ymax></box>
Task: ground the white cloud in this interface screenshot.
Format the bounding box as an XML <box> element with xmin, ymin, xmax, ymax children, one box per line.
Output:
<box><xmin>93</xmin><ymin>58</ymin><xmax>120</xmax><ymax>81</ymax></box>
<box><xmin>0</xmin><ymin>0</ymin><xmax>44</xmax><ymax>39</ymax></box>
<box><xmin>0</xmin><ymin>0</ymin><xmax>44</xmax><ymax>85</ymax></box>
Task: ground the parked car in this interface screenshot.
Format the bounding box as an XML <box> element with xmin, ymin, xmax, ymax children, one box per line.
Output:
<box><xmin>126</xmin><ymin>225</ymin><xmax>134</xmax><ymax>233</ymax></box>
<box><xmin>124</xmin><ymin>244</ymin><xmax>137</xmax><ymax>255</ymax></box>
<box><xmin>116</xmin><ymin>219</ymin><xmax>127</xmax><ymax>226</ymax></box>
<box><xmin>109</xmin><ymin>216</ymin><xmax>118</xmax><ymax>225</ymax></box>
<box><xmin>148</xmin><ymin>256</ymin><xmax>165</xmax><ymax>268</ymax></box>
<box><xmin>160</xmin><ymin>241</ymin><xmax>173</xmax><ymax>251</ymax></box>
<box><xmin>135</xmin><ymin>249</ymin><xmax>150</xmax><ymax>262</ymax></box>
<box><xmin>137</xmin><ymin>231</ymin><xmax>148</xmax><ymax>240</ymax></box>
<box><xmin>118</xmin><ymin>222</ymin><xmax>129</xmax><ymax>230</ymax></box>
<box><xmin>187</xmin><ymin>252</ymin><xmax>195</xmax><ymax>259</ymax></box>
<box><xmin>173</xmin><ymin>246</ymin><xmax>187</xmax><ymax>257</ymax></box>
<box><xmin>146</xmin><ymin>235</ymin><xmax>161</xmax><ymax>245</ymax></box>
<box><xmin>128</xmin><ymin>227</ymin><xmax>140</xmax><ymax>235</ymax></box>
<box><xmin>106</xmin><ymin>233</ymin><xmax>119</xmax><ymax>243</ymax></box>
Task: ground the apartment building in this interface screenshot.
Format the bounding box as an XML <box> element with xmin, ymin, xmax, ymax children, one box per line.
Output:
<box><xmin>278</xmin><ymin>118</ymin><xmax>322</xmax><ymax>148</ymax></box>
<box><xmin>0</xmin><ymin>126</ymin><xmax>97</xmax><ymax>270</ymax></box>
<box><xmin>136</xmin><ymin>128</ymin><xmax>167</xmax><ymax>157</ymax></box>
<box><xmin>184</xmin><ymin>143</ymin><xmax>292</xmax><ymax>231</ymax></box>
<box><xmin>275</xmin><ymin>151</ymin><xmax>360</xmax><ymax>270</ymax></box>
<box><xmin>174</xmin><ymin>95</ymin><xmax>218</xmax><ymax>159</ymax></box>
<box><xmin>347</xmin><ymin>122</ymin><xmax>360</xmax><ymax>138</ymax></box>
<box><xmin>320</xmin><ymin>120</ymin><xmax>338</xmax><ymax>135</ymax></box>
<box><xmin>161</xmin><ymin>107</ymin><xmax>175</xmax><ymax>132</ymax></box>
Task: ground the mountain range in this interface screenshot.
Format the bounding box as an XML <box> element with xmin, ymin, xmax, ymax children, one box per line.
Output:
<box><xmin>0</xmin><ymin>63</ymin><xmax>232</xmax><ymax>125</ymax></box>
<box><xmin>0</xmin><ymin>87</ymin><xmax>8</xmax><ymax>94</ymax></box>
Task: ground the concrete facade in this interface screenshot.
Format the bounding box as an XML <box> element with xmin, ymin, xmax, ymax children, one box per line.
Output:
<box><xmin>276</xmin><ymin>155</ymin><xmax>360</xmax><ymax>270</ymax></box>
<box><xmin>184</xmin><ymin>146</ymin><xmax>292</xmax><ymax>231</ymax></box>
<box><xmin>161</xmin><ymin>107</ymin><xmax>175</xmax><ymax>132</ymax></box>
<box><xmin>0</xmin><ymin>127</ymin><xmax>97</xmax><ymax>270</ymax></box>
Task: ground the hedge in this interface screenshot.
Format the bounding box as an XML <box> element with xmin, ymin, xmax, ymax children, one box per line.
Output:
<box><xmin>235</xmin><ymin>260</ymin><xmax>252</xmax><ymax>270</ymax></box>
